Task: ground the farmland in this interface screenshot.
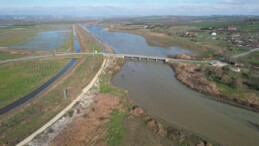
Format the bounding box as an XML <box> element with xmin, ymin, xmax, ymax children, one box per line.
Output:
<box><xmin>0</xmin><ymin>59</ymin><xmax>70</xmax><ymax>108</ymax></box>
<box><xmin>0</xmin><ymin>55</ymin><xmax>104</xmax><ymax>145</ymax></box>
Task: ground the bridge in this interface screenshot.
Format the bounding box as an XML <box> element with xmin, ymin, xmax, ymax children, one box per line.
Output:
<box><xmin>0</xmin><ymin>52</ymin><xmax>209</xmax><ymax>64</ymax></box>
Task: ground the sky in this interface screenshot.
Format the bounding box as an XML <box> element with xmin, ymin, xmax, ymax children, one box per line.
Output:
<box><xmin>0</xmin><ymin>0</ymin><xmax>259</xmax><ymax>16</ymax></box>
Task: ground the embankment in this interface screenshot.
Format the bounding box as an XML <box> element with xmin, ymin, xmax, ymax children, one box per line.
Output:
<box><xmin>17</xmin><ymin>58</ymin><xmax>107</xmax><ymax>146</ymax></box>
<box><xmin>169</xmin><ymin>62</ymin><xmax>259</xmax><ymax>112</ymax></box>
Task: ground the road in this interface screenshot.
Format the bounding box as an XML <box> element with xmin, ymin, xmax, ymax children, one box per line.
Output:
<box><xmin>17</xmin><ymin>58</ymin><xmax>107</xmax><ymax>146</ymax></box>
<box><xmin>0</xmin><ymin>52</ymin><xmax>209</xmax><ymax>64</ymax></box>
<box><xmin>231</xmin><ymin>48</ymin><xmax>259</xmax><ymax>58</ymax></box>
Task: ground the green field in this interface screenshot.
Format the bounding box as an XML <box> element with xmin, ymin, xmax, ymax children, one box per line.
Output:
<box><xmin>0</xmin><ymin>53</ymin><xmax>23</xmax><ymax>60</ymax></box>
<box><xmin>0</xmin><ymin>56</ymin><xmax>104</xmax><ymax>145</ymax></box>
<box><xmin>0</xmin><ymin>59</ymin><xmax>70</xmax><ymax>108</ymax></box>
<box><xmin>239</xmin><ymin>51</ymin><xmax>259</xmax><ymax>64</ymax></box>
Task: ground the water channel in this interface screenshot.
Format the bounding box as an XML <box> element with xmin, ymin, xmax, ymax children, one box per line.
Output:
<box><xmin>86</xmin><ymin>25</ymin><xmax>259</xmax><ymax>146</ymax></box>
<box><xmin>0</xmin><ymin>27</ymin><xmax>80</xmax><ymax>115</ymax></box>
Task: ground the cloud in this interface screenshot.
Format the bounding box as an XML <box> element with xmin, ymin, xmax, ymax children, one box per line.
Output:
<box><xmin>0</xmin><ymin>1</ymin><xmax>259</xmax><ymax>16</ymax></box>
<box><xmin>221</xmin><ymin>0</ymin><xmax>259</xmax><ymax>4</ymax></box>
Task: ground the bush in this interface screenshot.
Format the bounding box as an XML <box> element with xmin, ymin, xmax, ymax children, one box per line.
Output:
<box><xmin>232</xmin><ymin>78</ymin><xmax>244</xmax><ymax>88</ymax></box>
<box><xmin>221</xmin><ymin>75</ymin><xmax>232</xmax><ymax>84</ymax></box>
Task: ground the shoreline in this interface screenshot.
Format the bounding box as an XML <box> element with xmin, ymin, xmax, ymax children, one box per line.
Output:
<box><xmin>79</xmin><ymin>24</ymin><xmax>115</xmax><ymax>54</ymax></box>
<box><xmin>169</xmin><ymin>62</ymin><xmax>259</xmax><ymax>113</ymax></box>
<box><xmin>102</xmin><ymin>24</ymin><xmax>259</xmax><ymax>113</ymax></box>
<box><xmin>29</xmin><ymin>58</ymin><xmax>219</xmax><ymax>146</ymax></box>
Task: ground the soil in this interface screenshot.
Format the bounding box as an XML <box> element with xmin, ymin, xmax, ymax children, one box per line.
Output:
<box><xmin>167</xmin><ymin>54</ymin><xmax>192</xmax><ymax>60</ymax></box>
<box><xmin>171</xmin><ymin>62</ymin><xmax>219</xmax><ymax>94</ymax></box>
<box><xmin>75</xmin><ymin>25</ymin><xmax>89</xmax><ymax>52</ymax></box>
<box><xmin>77</xmin><ymin>24</ymin><xmax>114</xmax><ymax>54</ymax></box>
<box><xmin>123</xmin><ymin>117</ymin><xmax>174</xmax><ymax>146</ymax></box>
<box><xmin>50</xmin><ymin>94</ymin><xmax>121</xmax><ymax>146</ymax></box>
<box><xmin>129</xmin><ymin>106</ymin><xmax>215</xmax><ymax>146</ymax></box>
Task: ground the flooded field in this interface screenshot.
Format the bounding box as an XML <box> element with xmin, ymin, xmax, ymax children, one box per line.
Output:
<box><xmin>0</xmin><ymin>27</ymin><xmax>80</xmax><ymax>115</ymax></box>
<box><xmin>12</xmin><ymin>30</ymin><xmax>70</xmax><ymax>50</ymax></box>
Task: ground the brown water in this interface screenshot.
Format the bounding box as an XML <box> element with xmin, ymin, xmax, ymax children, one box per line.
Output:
<box><xmin>87</xmin><ymin>25</ymin><xmax>259</xmax><ymax>146</ymax></box>
<box><xmin>112</xmin><ymin>61</ymin><xmax>259</xmax><ymax>146</ymax></box>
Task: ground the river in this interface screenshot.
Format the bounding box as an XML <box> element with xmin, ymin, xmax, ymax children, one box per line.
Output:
<box><xmin>86</xmin><ymin>25</ymin><xmax>259</xmax><ymax>146</ymax></box>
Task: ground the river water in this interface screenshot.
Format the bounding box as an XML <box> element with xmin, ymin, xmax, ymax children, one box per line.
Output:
<box><xmin>86</xmin><ymin>25</ymin><xmax>191</xmax><ymax>57</ymax></box>
<box><xmin>86</xmin><ymin>25</ymin><xmax>259</xmax><ymax>146</ymax></box>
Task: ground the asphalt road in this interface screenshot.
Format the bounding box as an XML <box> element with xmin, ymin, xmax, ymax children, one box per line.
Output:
<box><xmin>0</xmin><ymin>52</ymin><xmax>209</xmax><ymax>64</ymax></box>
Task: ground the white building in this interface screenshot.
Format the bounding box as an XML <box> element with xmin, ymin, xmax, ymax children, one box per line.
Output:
<box><xmin>211</xmin><ymin>32</ymin><xmax>217</xmax><ymax>36</ymax></box>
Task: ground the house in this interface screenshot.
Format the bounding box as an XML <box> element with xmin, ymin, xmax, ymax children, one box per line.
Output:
<box><xmin>230</xmin><ymin>67</ymin><xmax>241</xmax><ymax>72</ymax></box>
<box><xmin>209</xmin><ymin>60</ymin><xmax>227</xmax><ymax>67</ymax></box>
<box><xmin>218</xmin><ymin>27</ymin><xmax>224</xmax><ymax>31</ymax></box>
<box><xmin>144</xmin><ymin>25</ymin><xmax>149</xmax><ymax>29</ymax></box>
<box><xmin>231</xmin><ymin>33</ymin><xmax>240</xmax><ymax>37</ymax></box>
<box><xmin>211</xmin><ymin>32</ymin><xmax>217</xmax><ymax>36</ymax></box>
<box><xmin>228</xmin><ymin>26</ymin><xmax>237</xmax><ymax>31</ymax></box>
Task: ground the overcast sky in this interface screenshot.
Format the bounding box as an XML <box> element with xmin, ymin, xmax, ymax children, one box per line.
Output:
<box><xmin>0</xmin><ymin>0</ymin><xmax>258</xmax><ymax>16</ymax></box>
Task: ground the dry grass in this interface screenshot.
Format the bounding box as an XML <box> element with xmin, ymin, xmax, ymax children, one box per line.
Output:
<box><xmin>51</xmin><ymin>94</ymin><xmax>121</xmax><ymax>146</ymax></box>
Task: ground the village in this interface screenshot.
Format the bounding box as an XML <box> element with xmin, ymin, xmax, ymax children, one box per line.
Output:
<box><xmin>182</xmin><ymin>25</ymin><xmax>259</xmax><ymax>49</ymax></box>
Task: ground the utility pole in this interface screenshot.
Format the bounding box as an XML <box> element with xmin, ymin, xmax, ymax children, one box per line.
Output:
<box><xmin>64</xmin><ymin>89</ymin><xmax>67</xmax><ymax>99</ymax></box>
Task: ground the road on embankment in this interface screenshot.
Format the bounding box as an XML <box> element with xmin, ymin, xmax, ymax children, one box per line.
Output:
<box><xmin>231</xmin><ymin>48</ymin><xmax>259</xmax><ymax>58</ymax></box>
<box><xmin>0</xmin><ymin>52</ymin><xmax>210</xmax><ymax>64</ymax></box>
<box><xmin>17</xmin><ymin>58</ymin><xmax>107</xmax><ymax>146</ymax></box>
<box><xmin>0</xmin><ymin>25</ymin><xmax>81</xmax><ymax>115</ymax></box>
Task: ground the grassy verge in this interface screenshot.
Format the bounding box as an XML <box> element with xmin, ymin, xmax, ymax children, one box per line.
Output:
<box><xmin>0</xmin><ymin>59</ymin><xmax>70</xmax><ymax>108</ymax></box>
<box><xmin>239</xmin><ymin>52</ymin><xmax>259</xmax><ymax>64</ymax></box>
<box><xmin>0</xmin><ymin>56</ymin><xmax>104</xmax><ymax>145</ymax></box>
<box><xmin>0</xmin><ymin>52</ymin><xmax>23</xmax><ymax>60</ymax></box>
<box><xmin>96</xmin><ymin>59</ymin><xmax>131</xmax><ymax>146</ymax></box>
<box><xmin>75</xmin><ymin>25</ymin><xmax>102</xmax><ymax>53</ymax></box>
<box><xmin>106</xmin><ymin>111</ymin><xmax>126</xmax><ymax>146</ymax></box>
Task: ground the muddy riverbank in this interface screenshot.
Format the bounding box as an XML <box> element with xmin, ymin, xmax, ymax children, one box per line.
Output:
<box><xmin>28</xmin><ymin>58</ymin><xmax>217</xmax><ymax>146</ymax></box>
<box><xmin>169</xmin><ymin>62</ymin><xmax>259</xmax><ymax>112</ymax></box>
